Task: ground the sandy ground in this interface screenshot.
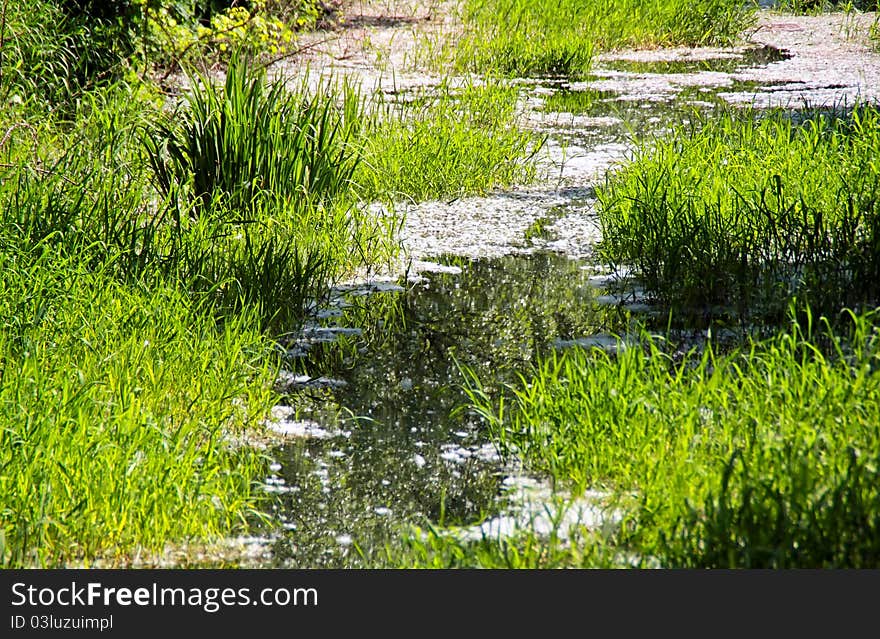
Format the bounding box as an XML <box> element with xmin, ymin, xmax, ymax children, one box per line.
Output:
<box><xmin>269</xmin><ymin>3</ymin><xmax>880</xmax><ymax>266</ymax></box>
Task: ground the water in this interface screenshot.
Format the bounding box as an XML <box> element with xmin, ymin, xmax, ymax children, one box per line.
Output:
<box><xmin>260</xmin><ymin>252</ymin><xmax>624</xmax><ymax>567</ymax></box>
<box><xmin>596</xmin><ymin>43</ymin><xmax>792</xmax><ymax>75</ymax></box>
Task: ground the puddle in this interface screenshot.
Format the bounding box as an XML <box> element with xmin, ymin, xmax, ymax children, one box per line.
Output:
<box><xmin>259</xmin><ymin>252</ymin><xmax>631</xmax><ymax>567</ymax></box>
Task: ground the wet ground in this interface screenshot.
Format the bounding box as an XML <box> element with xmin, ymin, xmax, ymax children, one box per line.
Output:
<box><xmin>243</xmin><ymin>3</ymin><xmax>880</xmax><ymax>566</ymax></box>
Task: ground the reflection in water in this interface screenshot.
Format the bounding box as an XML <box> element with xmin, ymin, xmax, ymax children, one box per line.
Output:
<box><xmin>533</xmin><ymin>44</ymin><xmax>796</xmax><ymax>168</ymax></box>
<box><xmin>261</xmin><ymin>252</ymin><xmax>624</xmax><ymax>567</ymax></box>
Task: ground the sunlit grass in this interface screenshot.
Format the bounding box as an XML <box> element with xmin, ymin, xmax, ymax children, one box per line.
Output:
<box><xmin>354</xmin><ymin>78</ymin><xmax>543</xmax><ymax>202</ymax></box>
<box><xmin>430</xmin><ymin>0</ymin><xmax>756</xmax><ymax>78</ymax></box>
<box><xmin>773</xmin><ymin>0</ymin><xmax>879</xmax><ymax>13</ymax></box>
<box><xmin>0</xmin><ymin>32</ymin><xmax>548</xmax><ymax>564</ymax></box>
<box><xmin>540</xmin><ymin>87</ymin><xmax>609</xmax><ymax>115</ymax></box>
<box><xmin>0</xmin><ymin>56</ymin><xmax>399</xmax><ymax>565</ymax></box>
<box><xmin>460</xmin><ymin>307</ymin><xmax>880</xmax><ymax>567</ymax></box>
<box><xmin>597</xmin><ymin>106</ymin><xmax>880</xmax><ymax>322</ymax></box>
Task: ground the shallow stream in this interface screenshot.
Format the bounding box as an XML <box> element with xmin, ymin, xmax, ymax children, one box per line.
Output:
<box><xmin>261</xmin><ymin>252</ymin><xmax>625</xmax><ymax>566</ymax></box>
<box><xmin>252</xmin><ymin>31</ymin><xmax>880</xmax><ymax>566</ymax></box>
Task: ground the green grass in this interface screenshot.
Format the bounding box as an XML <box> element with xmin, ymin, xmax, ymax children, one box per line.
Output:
<box><xmin>597</xmin><ymin>107</ymin><xmax>880</xmax><ymax>322</ymax></box>
<box><xmin>354</xmin><ymin>78</ymin><xmax>544</xmax><ymax>202</ymax></box>
<box><xmin>456</xmin><ymin>307</ymin><xmax>880</xmax><ymax>567</ymax></box>
<box><xmin>144</xmin><ymin>57</ymin><xmax>361</xmax><ymax>215</ymax></box>
<box><xmin>141</xmin><ymin>57</ymin><xmax>399</xmax><ymax>330</ymax></box>
<box><xmin>0</xmin><ymin>49</ymin><xmax>398</xmax><ymax>564</ymax></box>
<box><xmin>0</xmin><ymin>1</ymin><xmax>554</xmax><ymax>562</ymax></box>
<box><xmin>0</xmin><ymin>244</ymin><xmax>279</xmax><ymax>567</ymax></box>
<box><xmin>0</xmin><ymin>6</ymin><xmax>549</xmax><ymax>564</ymax></box>
<box><xmin>0</xmin><ymin>85</ymin><xmax>277</xmax><ymax>566</ymax></box>
<box><xmin>434</xmin><ymin>0</ymin><xmax>756</xmax><ymax>78</ymax></box>
<box><xmin>871</xmin><ymin>15</ymin><xmax>880</xmax><ymax>50</ymax></box>
<box><xmin>391</xmin><ymin>524</ymin><xmax>619</xmax><ymax>568</ymax></box>
<box><xmin>540</xmin><ymin>87</ymin><xmax>610</xmax><ymax>115</ymax></box>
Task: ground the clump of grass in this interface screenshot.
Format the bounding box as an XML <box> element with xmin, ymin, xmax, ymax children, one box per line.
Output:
<box><xmin>3</xmin><ymin>82</ymin><xmax>168</xmax><ymax>279</ymax></box>
<box><xmin>142</xmin><ymin>56</ymin><xmax>399</xmax><ymax>330</ymax></box>
<box><xmin>597</xmin><ymin>106</ymin><xmax>880</xmax><ymax>322</ymax></box>
<box><xmin>463</xmin><ymin>307</ymin><xmax>880</xmax><ymax>567</ymax></box>
<box><xmin>453</xmin><ymin>0</ymin><xmax>597</xmax><ymax>77</ymax></box>
<box><xmin>540</xmin><ymin>87</ymin><xmax>609</xmax><ymax>115</ymax></box>
<box><xmin>354</xmin><ymin>78</ymin><xmax>543</xmax><ymax>202</ymax></box>
<box><xmin>773</xmin><ymin>0</ymin><xmax>879</xmax><ymax>13</ymax></box>
<box><xmin>442</xmin><ymin>0</ymin><xmax>756</xmax><ymax>78</ymax></box>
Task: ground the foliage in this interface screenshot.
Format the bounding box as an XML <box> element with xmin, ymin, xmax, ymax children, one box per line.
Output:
<box><xmin>136</xmin><ymin>0</ymin><xmax>307</xmax><ymax>67</ymax></box>
<box><xmin>144</xmin><ymin>55</ymin><xmax>360</xmax><ymax>213</ymax></box>
<box><xmin>0</xmin><ymin>56</ymin><xmax>397</xmax><ymax>563</ymax></box>
<box><xmin>0</xmin><ymin>246</ymin><xmax>277</xmax><ymax>567</ymax></box>
<box><xmin>0</xmin><ymin>0</ymin><xmax>323</xmax><ymax>112</ymax></box>
<box><xmin>0</xmin><ymin>0</ymin><xmax>132</xmax><ymax>109</ymax></box>
<box><xmin>871</xmin><ymin>15</ymin><xmax>880</xmax><ymax>50</ymax></box>
<box><xmin>439</xmin><ymin>0</ymin><xmax>756</xmax><ymax>78</ymax></box>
